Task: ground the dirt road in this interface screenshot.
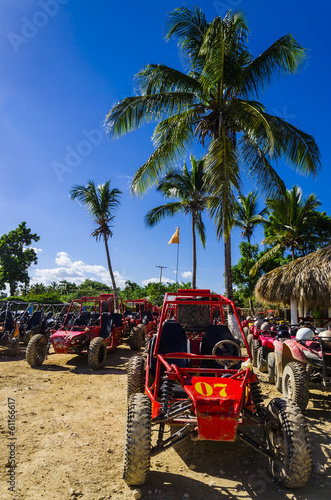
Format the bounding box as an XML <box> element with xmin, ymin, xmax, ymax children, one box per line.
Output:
<box><xmin>0</xmin><ymin>345</ymin><xmax>330</xmax><ymax>500</ymax></box>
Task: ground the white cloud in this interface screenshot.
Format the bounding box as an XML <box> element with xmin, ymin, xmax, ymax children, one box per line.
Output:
<box><xmin>31</xmin><ymin>252</ymin><xmax>127</xmax><ymax>288</ymax></box>
<box><xmin>141</xmin><ymin>276</ymin><xmax>176</xmax><ymax>286</ymax></box>
<box><xmin>182</xmin><ymin>271</ymin><xmax>192</xmax><ymax>279</ymax></box>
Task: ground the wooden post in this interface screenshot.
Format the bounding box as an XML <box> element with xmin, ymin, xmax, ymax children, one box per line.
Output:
<box><xmin>290</xmin><ymin>297</ymin><xmax>298</xmax><ymax>324</ymax></box>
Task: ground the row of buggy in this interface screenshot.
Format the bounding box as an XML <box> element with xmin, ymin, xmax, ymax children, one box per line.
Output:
<box><xmin>123</xmin><ymin>289</ymin><xmax>312</xmax><ymax>489</ymax></box>
<box><xmin>244</xmin><ymin>316</ymin><xmax>331</xmax><ymax>410</ymax></box>
<box><xmin>25</xmin><ymin>296</ymin><xmax>159</xmax><ymax>370</ymax></box>
<box><xmin>0</xmin><ymin>301</ymin><xmax>68</xmax><ymax>356</ymax></box>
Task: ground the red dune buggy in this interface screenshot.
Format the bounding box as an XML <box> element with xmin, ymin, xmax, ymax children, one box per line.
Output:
<box><xmin>26</xmin><ymin>294</ymin><xmax>143</xmax><ymax>369</ymax></box>
<box><xmin>124</xmin><ymin>299</ymin><xmax>159</xmax><ymax>348</ymax></box>
<box><xmin>124</xmin><ymin>289</ymin><xmax>311</xmax><ymax>488</ymax></box>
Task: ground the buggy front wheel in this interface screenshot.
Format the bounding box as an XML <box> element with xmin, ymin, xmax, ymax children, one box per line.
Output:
<box><xmin>257</xmin><ymin>347</ymin><xmax>268</xmax><ymax>373</ymax></box>
<box><xmin>123</xmin><ymin>393</ymin><xmax>151</xmax><ymax>485</ymax></box>
<box><xmin>26</xmin><ymin>334</ymin><xmax>47</xmax><ymax>367</ymax></box>
<box><xmin>127</xmin><ymin>355</ymin><xmax>145</xmax><ymax>400</ymax></box>
<box><xmin>88</xmin><ymin>337</ymin><xmax>107</xmax><ymax>370</ymax></box>
<box><xmin>265</xmin><ymin>398</ymin><xmax>311</xmax><ymax>488</ymax></box>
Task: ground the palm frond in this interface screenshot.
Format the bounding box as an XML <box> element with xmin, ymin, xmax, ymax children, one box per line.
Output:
<box><xmin>134</xmin><ymin>64</ymin><xmax>202</xmax><ymax>96</ymax></box>
<box><xmin>145</xmin><ymin>202</ymin><xmax>183</xmax><ymax>227</ymax></box>
<box><xmin>165</xmin><ymin>5</ymin><xmax>208</xmax><ymax>71</ymax></box>
<box><xmin>240</xmin><ymin>34</ymin><xmax>307</xmax><ymax>98</ymax></box>
<box><xmin>105</xmin><ymin>92</ymin><xmax>197</xmax><ymax>139</ymax></box>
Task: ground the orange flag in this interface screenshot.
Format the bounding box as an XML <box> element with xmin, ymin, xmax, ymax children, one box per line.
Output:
<box><xmin>168</xmin><ymin>227</ymin><xmax>179</xmax><ymax>244</ymax></box>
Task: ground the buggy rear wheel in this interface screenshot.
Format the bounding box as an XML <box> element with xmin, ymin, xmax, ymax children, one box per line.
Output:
<box><xmin>265</xmin><ymin>398</ymin><xmax>311</xmax><ymax>488</ymax></box>
<box><xmin>88</xmin><ymin>337</ymin><xmax>107</xmax><ymax>370</ymax></box>
<box><xmin>123</xmin><ymin>393</ymin><xmax>151</xmax><ymax>485</ymax></box>
<box><xmin>127</xmin><ymin>355</ymin><xmax>145</xmax><ymax>400</ymax></box>
<box><xmin>257</xmin><ymin>347</ymin><xmax>268</xmax><ymax>373</ymax></box>
<box><xmin>267</xmin><ymin>352</ymin><xmax>275</xmax><ymax>384</ymax></box>
<box><xmin>26</xmin><ymin>334</ymin><xmax>47</xmax><ymax>367</ymax></box>
<box><xmin>128</xmin><ymin>326</ymin><xmax>143</xmax><ymax>351</ymax></box>
<box><xmin>282</xmin><ymin>362</ymin><xmax>309</xmax><ymax>411</ymax></box>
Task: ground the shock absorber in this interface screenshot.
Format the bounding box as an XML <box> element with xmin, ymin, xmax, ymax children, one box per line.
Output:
<box><xmin>249</xmin><ymin>381</ymin><xmax>266</xmax><ymax>419</ymax></box>
<box><xmin>159</xmin><ymin>375</ymin><xmax>175</xmax><ymax>417</ymax></box>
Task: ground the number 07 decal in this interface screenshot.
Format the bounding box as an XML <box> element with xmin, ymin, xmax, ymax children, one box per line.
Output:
<box><xmin>194</xmin><ymin>381</ymin><xmax>228</xmax><ymax>397</ymax></box>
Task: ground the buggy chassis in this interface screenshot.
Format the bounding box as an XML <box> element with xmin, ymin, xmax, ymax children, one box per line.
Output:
<box><xmin>125</xmin><ymin>289</ymin><xmax>311</xmax><ymax>488</ymax></box>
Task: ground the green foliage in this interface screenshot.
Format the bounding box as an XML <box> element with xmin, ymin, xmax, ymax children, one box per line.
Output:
<box><xmin>0</xmin><ymin>222</ymin><xmax>40</xmax><ymax>296</ymax></box>
<box><xmin>144</xmin><ymin>281</ymin><xmax>192</xmax><ymax>307</ymax></box>
<box><xmin>232</xmin><ymin>242</ymin><xmax>289</xmax><ymax>308</ymax></box>
<box><xmin>118</xmin><ymin>281</ymin><xmax>145</xmax><ymax>301</ymax></box>
<box><xmin>250</xmin><ymin>185</ymin><xmax>331</xmax><ymax>274</ymax></box>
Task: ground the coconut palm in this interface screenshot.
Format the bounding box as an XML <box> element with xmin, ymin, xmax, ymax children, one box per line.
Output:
<box><xmin>250</xmin><ymin>185</ymin><xmax>322</xmax><ymax>275</ymax></box>
<box><xmin>145</xmin><ymin>155</ymin><xmax>208</xmax><ymax>288</ymax></box>
<box><xmin>70</xmin><ymin>180</ymin><xmax>122</xmax><ymax>296</ymax></box>
<box><xmin>105</xmin><ymin>6</ymin><xmax>321</xmax><ymax>300</ymax></box>
<box><xmin>233</xmin><ymin>191</ymin><xmax>267</xmax><ymax>244</ymax></box>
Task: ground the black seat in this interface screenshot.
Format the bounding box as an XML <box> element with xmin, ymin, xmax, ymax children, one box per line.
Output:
<box><xmin>112</xmin><ymin>313</ymin><xmax>123</xmax><ymax>328</ymax></box>
<box><xmin>74</xmin><ymin>311</ymin><xmax>91</xmax><ymax>326</ymax></box>
<box><xmin>27</xmin><ymin>311</ymin><xmax>42</xmax><ymax>329</ymax></box>
<box><xmin>99</xmin><ymin>312</ymin><xmax>113</xmax><ymax>339</ymax></box>
<box><xmin>200</xmin><ymin>324</ymin><xmax>241</xmax><ymax>369</ymax></box>
<box><xmin>149</xmin><ymin>320</ymin><xmax>190</xmax><ymax>375</ymax></box>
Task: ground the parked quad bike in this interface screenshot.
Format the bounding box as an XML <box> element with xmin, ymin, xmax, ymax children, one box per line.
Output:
<box><xmin>274</xmin><ymin>327</ymin><xmax>331</xmax><ymax>411</ymax></box>
<box><xmin>123</xmin><ymin>289</ymin><xmax>312</xmax><ymax>488</ymax></box>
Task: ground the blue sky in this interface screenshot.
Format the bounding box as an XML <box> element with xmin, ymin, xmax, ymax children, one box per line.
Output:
<box><xmin>0</xmin><ymin>0</ymin><xmax>330</xmax><ymax>294</ymax></box>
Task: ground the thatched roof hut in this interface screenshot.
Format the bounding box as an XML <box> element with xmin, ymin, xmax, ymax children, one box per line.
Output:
<box><xmin>255</xmin><ymin>246</ymin><xmax>331</xmax><ymax>320</ymax></box>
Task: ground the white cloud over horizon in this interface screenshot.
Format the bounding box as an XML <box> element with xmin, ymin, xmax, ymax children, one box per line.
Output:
<box><xmin>141</xmin><ymin>277</ymin><xmax>176</xmax><ymax>286</ymax></box>
<box><xmin>31</xmin><ymin>252</ymin><xmax>127</xmax><ymax>288</ymax></box>
<box><xmin>181</xmin><ymin>271</ymin><xmax>192</xmax><ymax>279</ymax></box>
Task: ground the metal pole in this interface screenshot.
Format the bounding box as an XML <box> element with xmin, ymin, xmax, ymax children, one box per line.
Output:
<box><xmin>176</xmin><ymin>243</ymin><xmax>179</xmax><ymax>283</ymax></box>
<box><xmin>156</xmin><ymin>265</ymin><xmax>167</xmax><ymax>283</ymax></box>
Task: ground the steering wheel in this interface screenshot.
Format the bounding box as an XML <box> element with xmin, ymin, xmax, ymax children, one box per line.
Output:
<box><xmin>212</xmin><ymin>339</ymin><xmax>241</xmax><ymax>367</ymax></box>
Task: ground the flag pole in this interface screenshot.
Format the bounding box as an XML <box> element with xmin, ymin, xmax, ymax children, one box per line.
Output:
<box><xmin>176</xmin><ymin>240</ymin><xmax>179</xmax><ymax>284</ymax></box>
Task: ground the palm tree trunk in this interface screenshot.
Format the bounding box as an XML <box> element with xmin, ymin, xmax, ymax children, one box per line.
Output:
<box><xmin>103</xmin><ymin>234</ymin><xmax>118</xmax><ymax>297</ymax></box>
<box><xmin>192</xmin><ymin>212</ymin><xmax>197</xmax><ymax>289</ymax></box>
<box><xmin>224</xmin><ymin>234</ymin><xmax>233</xmax><ymax>301</ymax></box>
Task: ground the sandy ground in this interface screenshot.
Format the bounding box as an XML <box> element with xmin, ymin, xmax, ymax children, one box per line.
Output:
<box><xmin>0</xmin><ymin>344</ymin><xmax>330</xmax><ymax>500</ymax></box>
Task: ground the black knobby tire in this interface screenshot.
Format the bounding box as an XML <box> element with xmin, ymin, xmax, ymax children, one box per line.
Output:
<box><xmin>26</xmin><ymin>334</ymin><xmax>47</xmax><ymax>367</ymax></box>
<box><xmin>23</xmin><ymin>330</ymin><xmax>33</xmax><ymax>346</ymax></box>
<box><xmin>265</xmin><ymin>397</ymin><xmax>312</xmax><ymax>488</ymax></box>
<box><xmin>8</xmin><ymin>338</ymin><xmax>20</xmax><ymax>357</ymax></box>
<box><xmin>129</xmin><ymin>326</ymin><xmax>143</xmax><ymax>351</ymax></box>
<box><xmin>268</xmin><ymin>352</ymin><xmax>276</xmax><ymax>384</ymax></box>
<box><xmin>88</xmin><ymin>337</ymin><xmax>107</xmax><ymax>370</ymax></box>
<box><xmin>127</xmin><ymin>355</ymin><xmax>145</xmax><ymax>400</ymax></box>
<box><xmin>282</xmin><ymin>362</ymin><xmax>309</xmax><ymax>411</ymax></box>
<box><xmin>252</xmin><ymin>339</ymin><xmax>259</xmax><ymax>367</ymax></box>
<box><xmin>123</xmin><ymin>393</ymin><xmax>151</xmax><ymax>485</ymax></box>
<box><xmin>257</xmin><ymin>346</ymin><xmax>268</xmax><ymax>373</ymax></box>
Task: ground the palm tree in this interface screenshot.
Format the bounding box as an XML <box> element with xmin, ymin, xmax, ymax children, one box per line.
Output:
<box><xmin>70</xmin><ymin>180</ymin><xmax>122</xmax><ymax>296</ymax></box>
<box><xmin>145</xmin><ymin>155</ymin><xmax>208</xmax><ymax>289</ymax></box>
<box><xmin>233</xmin><ymin>191</ymin><xmax>267</xmax><ymax>244</ymax></box>
<box><xmin>250</xmin><ymin>185</ymin><xmax>322</xmax><ymax>274</ymax></box>
<box><xmin>105</xmin><ymin>6</ymin><xmax>321</xmax><ymax>300</ymax></box>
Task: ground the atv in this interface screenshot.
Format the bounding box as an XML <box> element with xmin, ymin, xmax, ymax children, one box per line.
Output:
<box><xmin>274</xmin><ymin>326</ymin><xmax>331</xmax><ymax>410</ymax></box>
<box><xmin>124</xmin><ymin>289</ymin><xmax>312</xmax><ymax>488</ymax></box>
<box><xmin>124</xmin><ymin>299</ymin><xmax>159</xmax><ymax>346</ymax></box>
<box><xmin>26</xmin><ymin>294</ymin><xmax>143</xmax><ymax>369</ymax></box>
